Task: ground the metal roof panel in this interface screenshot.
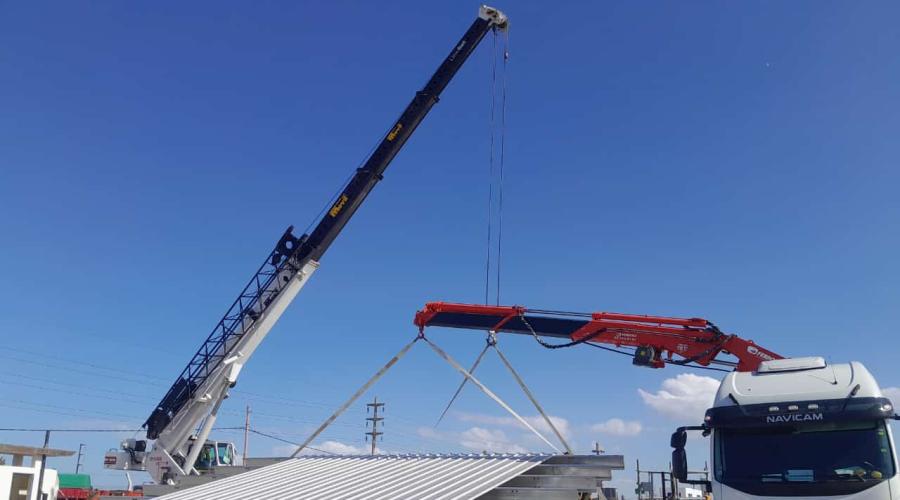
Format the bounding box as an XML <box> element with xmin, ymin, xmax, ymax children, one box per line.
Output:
<box><xmin>156</xmin><ymin>454</ymin><xmax>552</xmax><ymax>500</ymax></box>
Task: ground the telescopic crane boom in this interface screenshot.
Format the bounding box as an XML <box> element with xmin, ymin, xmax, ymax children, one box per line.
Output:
<box><xmin>105</xmin><ymin>6</ymin><xmax>508</xmax><ymax>484</ymax></box>
<box><xmin>414</xmin><ymin>302</ymin><xmax>782</xmax><ymax>372</ymax></box>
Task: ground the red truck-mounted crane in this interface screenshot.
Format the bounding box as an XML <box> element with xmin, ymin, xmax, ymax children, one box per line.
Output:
<box><xmin>414</xmin><ymin>302</ymin><xmax>782</xmax><ymax>372</ymax></box>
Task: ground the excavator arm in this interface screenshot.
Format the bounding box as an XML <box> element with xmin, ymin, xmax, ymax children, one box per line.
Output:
<box><xmin>414</xmin><ymin>302</ymin><xmax>782</xmax><ymax>372</ymax></box>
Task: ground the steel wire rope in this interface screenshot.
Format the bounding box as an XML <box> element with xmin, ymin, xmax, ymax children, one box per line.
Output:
<box><xmin>483</xmin><ymin>30</ymin><xmax>498</xmax><ymax>305</ymax></box>
<box><xmin>299</xmin><ymin>123</ymin><xmax>391</xmax><ymax>237</ymax></box>
<box><xmin>495</xmin><ymin>26</ymin><xmax>509</xmax><ymax>306</ymax></box>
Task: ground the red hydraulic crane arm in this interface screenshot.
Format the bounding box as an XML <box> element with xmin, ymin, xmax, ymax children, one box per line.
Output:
<box><xmin>414</xmin><ymin>302</ymin><xmax>782</xmax><ymax>372</ymax></box>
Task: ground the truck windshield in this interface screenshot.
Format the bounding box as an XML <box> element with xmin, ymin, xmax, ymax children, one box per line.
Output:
<box><xmin>715</xmin><ymin>420</ymin><xmax>895</xmax><ymax>496</ymax></box>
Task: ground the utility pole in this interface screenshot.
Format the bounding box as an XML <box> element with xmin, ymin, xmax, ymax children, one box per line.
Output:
<box><xmin>636</xmin><ymin>459</ymin><xmax>642</xmax><ymax>500</ymax></box>
<box><xmin>365</xmin><ymin>396</ymin><xmax>384</xmax><ymax>455</ymax></box>
<box><xmin>32</xmin><ymin>430</ymin><xmax>50</xmax><ymax>500</ymax></box>
<box><xmin>75</xmin><ymin>444</ymin><xmax>85</xmax><ymax>474</ymax></box>
<box><xmin>243</xmin><ymin>405</ymin><xmax>251</xmax><ymax>466</ymax></box>
<box><xmin>592</xmin><ymin>442</ymin><xmax>604</xmax><ymax>455</ymax></box>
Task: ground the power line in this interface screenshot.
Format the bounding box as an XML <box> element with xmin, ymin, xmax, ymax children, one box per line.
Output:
<box><xmin>0</xmin><ymin>379</ymin><xmax>153</xmax><ymax>406</ymax></box>
<box><xmin>0</xmin><ymin>346</ymin><xmax>171</xmax><ymax>382</ymax></box>
<box><xmin>0</xmin><ymin>349</ymin><xmax>352</xmax><ymax>413</ymax></box>
<box><xmin>0</xmin><ymin>427</ymin><xmax>243</xmax><ymax>433</ymax></box>
<box><xmin>4</xmin><ymin>373</ymin><xmax>159</xmax><ymax>399</ymax></box>
<box><xmin>0</xmin><ymin>428</ymin><xmax>142</xmax><ymax>433</ymax></box>
<box><xmin>0</xmin><ymin>353</ymin><xmax>163</xmax><ymax>387</ymax></box>
<box><xmin>0</xmin><ymin>400</ymin><xmax>142</xmax><ymax>421</ymax></box>
<box><xmin>0</xmin><ymin>343</ymin><xmax>391</xmax><ymax>416</ymax></box>
<box><xmin>247</xmin><ymin>428</ymin><xmax>335</xmax><ymax>456</ymax></box>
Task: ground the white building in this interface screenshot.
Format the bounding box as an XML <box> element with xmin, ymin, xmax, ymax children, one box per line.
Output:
<box><xmin>0</xmin><ymin>443</ymin><xmax>73</xmax><ymax>500</ymax></box>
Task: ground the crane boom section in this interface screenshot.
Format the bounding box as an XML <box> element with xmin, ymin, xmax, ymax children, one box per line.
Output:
<box><xmin>302</xmin><ymin>7</ymin><xmax>508</xmax><ymax>264</ymax></box>
<box><xmin>137</xmin><ymin>6</ymin><xmax>508</xmax><ymax>481</ymax></box>
<box><xmin>414</xmin><ymin>302</ymin><xmax>782</xmax><ymax>372</ymax></box>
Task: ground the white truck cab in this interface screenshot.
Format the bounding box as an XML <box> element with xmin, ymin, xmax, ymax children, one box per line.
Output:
<box><xmin>672</xmin><ymin>358</ymin><xmax>898</xmax><ymax>499</ymax></box>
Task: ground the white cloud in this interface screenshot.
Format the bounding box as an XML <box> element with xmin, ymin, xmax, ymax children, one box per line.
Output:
<box><xmin>883</xmin><ymin>387</ymin><xmax>900</xmax><ymax>403</ymax></box>
<box><xmin>418</xmin><ymin>425</ymin><xmax>535</xmax><ymax>453</ymax></box>
<box><xmin>454</xmin><ymin>412</ymin><xmax>572</xmax><ymax>439</ymax></box>
<box><xmin>459</xmin><ymin>427</ymin><xmax>528</xmax><ymax>453</ymax></box>
<box><xmin>638</xmin><ymin>373</ymin><xmax>720</xmax><ymax>422</ymax></box>
<box><xmin>315</xmin><ymin>440</ymin><xmax>370</xmax><ymax>455</ymax></box>
<box><xmin>590</xmin><ymin>418</ymin><xmax>642</xmax><ymax>437</ymax></box>
<box><xmin>416</xmin><ymin>426</ymin><xmax>442</xmax><ymax>440</ymax></box>
<box><xmin>271</xmin><ymin>444</ymin><xmax>296</xmax><ymax>456</ymax></box>
<box><xmin>272</xmin><ymin>440</ymin><xmax>374</xmax><ymax>457</ymax></box>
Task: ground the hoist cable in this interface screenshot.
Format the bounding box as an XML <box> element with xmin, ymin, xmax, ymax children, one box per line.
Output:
<box><xmin>495</xmin><ymin>27</ymin><xmax>509</xmax><ymax>306</ymax></box>
<box><xmin>484</xmin><ymin>28</ymin><xmax>510</xmax><ymax>305</ymax></box>
<box><xmin>483</xmin><ymin>30</ymin><xmax>498</xmax><ymax>305</ymax></box>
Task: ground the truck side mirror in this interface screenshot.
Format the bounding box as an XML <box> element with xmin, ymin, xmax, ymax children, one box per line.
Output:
<box><xmin>670</xmin><ymin>429</ymin><xmax>687</xmax><ymax>448</ymax></box>
<box><xmin>672</xmin><ymin>447</ymin><xmax>688</xmax><ymax>482</ymax></box>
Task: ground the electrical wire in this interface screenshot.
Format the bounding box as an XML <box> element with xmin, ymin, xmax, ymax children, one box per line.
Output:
<box><xmin>247</xmin><ymin>429</ymin><xmax>335</xmax><ymax>455</ymax></box>
<box><xmin>0</xmin><ymin>399</ymin><xmax>142</xmax><ymax>421</ymax></box>
<box><xmin>3</xmin><ymin>373</ymin><xmax>158</xmax><ymax>399</ymax></box>
<box><xmin>0</xmin><ymin>346</ymin><xmax>171</xmax><ymax>382</ymax></box>
<box><xmin>0</xmin><ymin>380</ymin><xmax>153</xmax><ymax>406</ymax></box>
<box><xmin>0</xmin><ymin>353</ymin><xmax>163</xmax><ymax>387</ymax></box>
<box><xmin>0</xmin><ymin>427</ymin><xmax>243</xmax><ymax>433</ymax></box>
<box><xmin>0</xmin><ymin>345</ymin><xmax>374</xmax><ymax>417</ymax></box>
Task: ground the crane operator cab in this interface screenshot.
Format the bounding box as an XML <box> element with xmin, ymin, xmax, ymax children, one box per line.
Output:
<box><xmin>104</xmin><ymin>438</ymin><xmax>237</xmax><ymax>477</ymax></box>
<box><xmin>670</xmin><ymin>358</ymin><xmax>899</xmax><ymax>499</ymax></box>
<box><xmin>189</xmin><ymin>439</ymin><xmax>236</xmax><ymax>471</ymax></box>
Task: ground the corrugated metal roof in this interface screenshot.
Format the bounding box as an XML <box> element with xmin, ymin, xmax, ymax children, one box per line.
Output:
<box><xmin>156</xmin><ymin>454</ymin><xmax>551</xmax><ymax>500</ymax></box>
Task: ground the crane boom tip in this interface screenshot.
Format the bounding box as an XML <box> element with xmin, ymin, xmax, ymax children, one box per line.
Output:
<box><xmin>480</xmin><ymin>5</ymin><xmax>509</xmax><ymax>29</ymax></box>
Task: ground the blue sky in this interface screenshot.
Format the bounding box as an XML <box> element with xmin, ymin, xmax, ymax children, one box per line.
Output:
<box><xmin>1</xmin><ymin>0</ymin><xmax>899</xmax><ymax>492</ymax></box>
